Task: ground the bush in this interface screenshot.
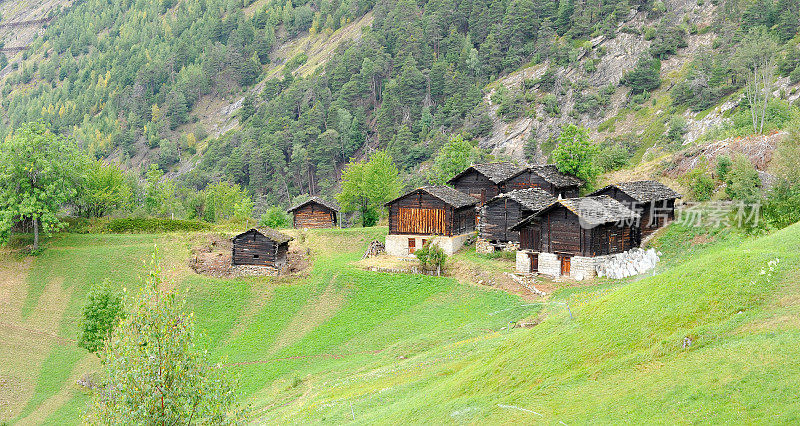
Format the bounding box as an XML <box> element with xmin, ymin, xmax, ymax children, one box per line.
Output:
<box><xmin>715</xmin><ymin>155</ymin><xmax>732</xmax><ymax>181</ymax></box>
<box><xmin>596</xmin><ymin>144</ymin><xmax>630</xmax><ymax>172</ymax></box>
<box><xmin>685</xmin><ymin>168</ymin><xmax>715</xmax><ymax>201</ymax></box>
<box><xmin>78</xmin><ymin>283</ymin><xmax>125</xmax><ymax>354</ymax></box>
<box><xmin>259</xmin><ymin>206</ymin><xmax>291</xmax><ymax>229</ymax></box>
<box><xmin>415</xmin><ymin>241</ymin><xmax>447</xmax><ymax>274</ymax></box>
<box><xmin>621</xmin><ymin>56</ymin><xmax>661</xmax><ymax>94</ymax></box>
<box><xmin>724</xmin><ymin>156</ymin><xmax>761</xmax><ymax>202</ymax></box>
<box><xmin>762</xmin><ymin>181</ymin><xmax>800</xmax><ymax>229</ymax></box>
<box><xmin>103</xmin><ymin>218</ymin><xmax>211</xmax><ymax>233</ymax></box>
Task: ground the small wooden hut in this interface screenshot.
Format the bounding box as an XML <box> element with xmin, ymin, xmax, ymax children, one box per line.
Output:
<box><xmin>447</xmin><ymin>162</ymin><xmax>524</xmax><ymax>205</ymax></box>
<box><xmin>287</xmin><ymin>197</ymin><xmax>339</xmax><ymax>229</ymax></box>
<box><xmin>503</xmin><ymin>165</ymin><xmax>582</xmax><ymax>198</ymax></box>
<box><xmin>589</xmin><ymin>180</ymin><xmax>681</xmax><ymax>240</ymax></box>
<box><xmin>510</xmin><ymin>196</ymin><xmax>639</xmax><ymax>277</ymax></box>
<box><xmin>479</xmin><ymin>188</ymin><xmax>556</xmax><ymax>245</ymax></box>
<box><xmin>231</xmin><ymin>228</ymin><xmax>293</xmax><ymax>268</ymax></box>
<box><xmin>384</xmin><ymin>186</ymin><xmax>478</xmax><ymax>256</ymax></box>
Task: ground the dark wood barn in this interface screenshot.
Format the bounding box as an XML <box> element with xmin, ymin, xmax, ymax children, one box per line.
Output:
<box><xmin>447</xmin><ymin>162</ymin><xmax>523</xmax><ymax>205</ymax></box>
<box><xmin>589</xmin><ymin>180</ymin><xmax>681</xmax><ymax>239</ymax></box>
<box><xmin>512</xmin><ymin>195</ymin><xmax>640</xmax><ymax>259</ymax></box>
<box><xmin>287</xmin><ymin>197</ymin><xmax>339</xmax><ymax>229</ymax></box>
<box><xmin>503</xmin><ymin>165</ymin><xmax>582</xmax><ymax>198</ymax></box>
<box><xmin>480</xmin><ymin>188</ymin><xmax>556</xmax><ymax>244</ymax></box>
<box><xmin>386</xmin><ymin>186</ymin><xmax>478</xmax><ymax>237</ymax></box>
<box><xmin>232</xmin><ymin>228</ymin><xmax>293</xmax><ymax>268</ymax></box>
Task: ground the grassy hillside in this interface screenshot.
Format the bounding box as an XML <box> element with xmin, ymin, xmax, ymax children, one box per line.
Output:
<box><xmin>0</xmin><ymin>227</ymin><xmax>527</xmax><ymax>423</ymax></box>
<box><xmin>2</xmin><ymin>222</ymin><xmax>800</xmax><ymax>423</ymax></box>
<box><xmin>258</xmin><ymin>223</ymin><xmax>800</xmax><ymax>423</ymax></box>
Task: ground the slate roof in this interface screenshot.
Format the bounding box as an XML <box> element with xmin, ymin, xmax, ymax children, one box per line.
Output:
<box><xmin>487</xmin><ymin>188</ymin><xmax>556</xmax><ymax>212</ymax></box>
<box><xmin>233</xmin><ymin>228</ymin><xmax>293</xmax><ymax>244</ymax></box>
<box><xmin>590</xmin><ymin>180</ymin><xmax>681</xmax><ymax>203</ymax></box>
<box><xmin>447</xmin><ymin>162</ymin><xmax>524</xmax><ymax>185</ymax></box>
<box><xmin>511</xmin><ymin>195</ymin><xmax>640</xmax><ymax>230</ymax></box>
<box><xmin>287</xmin><ymin>196</ymin><xmax>340</xmax><ymax>213</ymax></box>
<box><xmin>529</xmin><ymin>164</ymin><xmax>583</xmax><ymax>187</ymax></box>
<box><xmin>385</xmin><ymin>185</ymin><xmax>478</xmax><ymax>209</ymax></box>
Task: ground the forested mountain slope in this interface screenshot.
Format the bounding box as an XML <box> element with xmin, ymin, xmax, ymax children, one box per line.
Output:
<box><xmin>2</xmin><ymin>0</ymin><xmax>800</xmax><ymax>207</ymax></box>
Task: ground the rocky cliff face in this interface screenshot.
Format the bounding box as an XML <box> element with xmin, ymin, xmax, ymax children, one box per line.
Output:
<box><xmin>480</xmin><ymin>0</ymin><xmax>722</xmax><ymax>163</ymax></box>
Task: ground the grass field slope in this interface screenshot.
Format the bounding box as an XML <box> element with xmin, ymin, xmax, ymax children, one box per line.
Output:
<box><xmin>1</xmin><ymin>223</ymin><xmax>799</xmax><ymax>423</ymax></box>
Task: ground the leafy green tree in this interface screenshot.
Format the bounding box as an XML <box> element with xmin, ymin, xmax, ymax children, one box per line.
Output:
<box><xmin>204</xmin><ymin>181</ymin><xmax>250</xmax><ymax>222</ymax></box>
<box><xmin>336</xmin><ymin>151</ymin><xmax>401</xmax><ymax>227</ymax></box>
<box><xmin>427</xmin><ymin>135</ymin><xmax>478</xmax><ymax>185</ymax></box>
<box><xmin>78</xmin><ymin>283</ymin><xmax>125</xmax><ymax>355</ymax></box>
<box><xmin>84</xmin><ymin>255</ymin><xmax>244</xmax><ymax>424</ymax></box>
<box><xmin>551</xmin><ymin>124</ymin><xmax>598</xmax><ymax>188</ymax></box>
<box><xmin>0</xmin><ymin>123</ymin><xmax>81</xmax><ymax>251</ymax></box>
<box><xmin>76</xmin><ymin>160</ymin><xmax>128</xmax><ymax>218</ymax></box>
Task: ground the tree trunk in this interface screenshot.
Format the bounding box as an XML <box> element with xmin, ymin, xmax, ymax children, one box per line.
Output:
<box><xmin>33</xmin><ymin>217</ymin><xmax>39</xmax><ymax>252</ymax></box>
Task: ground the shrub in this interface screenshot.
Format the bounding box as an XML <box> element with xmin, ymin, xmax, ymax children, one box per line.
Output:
<box><xmin>685</xmin><ymin>168</ymin><xmax>715</xmax><ymax>201</ymax></box>
<box><xmin>597</xmin><ymin>144</ymin><xmax>630</xmax><ymax>172</ymax></box>
<box><xmin>725</xmin><ymin>156</ymin><xmax>761</xmax><ymax>202</ymax></box>
<box><xmin>621</xmin><ymin>56</ymin><xmax>661</xmax><ymax>94</ymax></box>
<box><xmin>415</xmin><ymin>241</ymin><xmax>447</xmax><ymax>275</ymax></box>
<box><xmin>762</xmin><ymin>181</ymin><xmax>800</xmax><ymax>229</ymax></box>
<box><xmin>103</xmin><ymin>218</ymin><xmax>211</xmax><ymax>233</ymax></box>
<box><xmin>715</xmin><ymin>155</ymin><xmax>732</xmax><ymax>181</ymax></box>
<box><xmin>667</xmin><ymin>116</ymin><xmax>688</xmax><ymax>142</ymax></box>
<box><xmin>259</xmin><ymin>206</ymin><xmax>291</xmax><ymax>229</ymax></box>
<box><xmin>78</xmin><ymin>283</ymin><xmax>125</xmax><ymax>355</ymax></box>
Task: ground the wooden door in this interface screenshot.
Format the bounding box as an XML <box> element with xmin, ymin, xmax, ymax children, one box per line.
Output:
<box><xmin>560</xmin><ymin>256</ymin><xmax>571</xmax><ymax>276</ymax></box>
<box><xmin>408</xmin><ymin>238</ymin><xmax>416</xmax><ymax>254</ymax></box>
<box><xmin>528</xmin><ymin>253</ymin><xmax>538</xmax><ymax>273</ymax></box>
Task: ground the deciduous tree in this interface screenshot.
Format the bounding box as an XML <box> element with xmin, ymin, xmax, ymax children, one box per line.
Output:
<box><xmin>0</xmin><ymin>123</ymin><xmax>81</xmax><ymax>251</ymax></box>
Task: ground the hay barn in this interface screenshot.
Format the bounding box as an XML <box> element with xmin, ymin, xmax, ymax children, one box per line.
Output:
<box><xmin>384</xmin><ymin>186</ymin><xmax>478</xmax><ymax>256</ymax></box>
<box><xmin>503</xmin><ymin>165</ymin><xmax>582</xmax><ymax>198</ymax></box>
<box><xmin>287</xmin><ymin>197</ymin><xmax>339</xmax><ymax>229</ymax></box>
<box><xmin>511</xmin><ymin>196</ymin><xmax>640</xmax><ymax>278</ymax></box>
<box><xmin>479</xmin><ymin>188</ymin><xmax>556</xmax><ymax>245</ymax></box>
<box><xmin>447</xmin><ymin>162</ymin><xmax>523</xmax><ymax>205</ymax></box>
<box><xmin>232</xmin><ymin>228</ymin><xmax>293</xmax><ymax>268</ymax></box>
<box><xmin>589</xmin><ymin>180</ymin><xmax>681</xmax><ymax>239</ymax></box>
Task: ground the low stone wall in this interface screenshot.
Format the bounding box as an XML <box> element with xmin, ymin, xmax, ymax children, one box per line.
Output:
<box><xmin>476</xmin><ymin>238</ymin><xmax>494</xmax><ymax>254</ymax></box>
<box><xmin>596</xmin><ymin>248</ymin><xmax>660</xmax><ymax>279</ymax></box>
<box><xmin>477</xmin><ymin>238</ymin><xmax>520</xmax><ymax>254</ymax></box>
<box><xmin>386</xmin><ymin>232</ymin><xmax>474</xmax><ymax>257</ymax></box>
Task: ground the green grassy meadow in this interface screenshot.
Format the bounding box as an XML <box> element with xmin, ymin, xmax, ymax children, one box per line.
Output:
<box><xmin>2</xmin><ymin>223</ymin><xmax>800</xmax><ymax>423</ymax></box>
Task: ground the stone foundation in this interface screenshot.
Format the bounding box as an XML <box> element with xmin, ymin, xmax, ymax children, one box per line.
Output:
<box><xmin>386</xmin><ymin>232</ymin><xmax>474</xmax><ymax>257</ymax></box>
<box><xmin>515</xmin><ymin>251</ymin><xmax>607</xmax><ymax>280</ymax></box>
<box><xmin>231</xmin><ymin>264</ymin><xmax>281</xmax><ymax>277</ymax></box>
<box><xmin>515</xmin><ymin>248</ymin><xmax>661</xmax><ymax>280</ymax></box>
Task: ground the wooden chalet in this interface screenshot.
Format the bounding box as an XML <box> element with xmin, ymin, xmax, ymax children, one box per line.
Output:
<box><xmin>589</xmin><ymin>180</ymin><xmax>681</xmax><ymax>239</ymax></box>
<box><xmin>480</xmin><ymin>188</ymin><xmax>556</xmax><ymax>244</ymax></box>
<box><xmin>384</xmin><ymin>186</ymin><xmax>478</xmax><ymax>256</ymax></box>
<box><xmin>447</xmin><ymin>162</ymin><xmax>524</xmax><ymax>205</ymax></box>
<box><xmin>511</xmin><ymin>196</ymin><xmax>639</xmax><ymax>276</ymax></box>
<box><xmin>287</xmin><ymin>196</ymin><xmax>339</xmax><ymax>229</ymax></box>
<box><xmin>503</xmin><ymin>165</ymin><xmax>582</xmax><ymax>198</ymax></box>
<box><xmin>232</xmin><ymin>228</ymin><xmax>293</xmax><ymax>268</ymax></box>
